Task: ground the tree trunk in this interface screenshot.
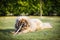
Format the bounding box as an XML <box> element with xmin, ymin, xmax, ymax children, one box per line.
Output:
<box><xmin>40</xmin><ymin>0</ymin><xmax>43</xmax><ymax>17</ymax></box>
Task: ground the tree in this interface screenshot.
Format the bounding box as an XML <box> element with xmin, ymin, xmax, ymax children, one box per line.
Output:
<box><xmin>40</xmin><ymin>0</ymin><xmax>43</xmax><ymax>17</ymax></box>
<box><xmin>0</xmin><ymin>0</ymin><xmax>60</xmax><ymax>16</ymax></box>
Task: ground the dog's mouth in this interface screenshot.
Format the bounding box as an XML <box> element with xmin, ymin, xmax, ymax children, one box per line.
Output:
<box><xmin>14</xmin><ymin>23</ymin><xmax>25</xmax><ymax>34</ymax></box>
<box><xmin>15</xmin><ymin>22</ymin><xmax>27</xmax><ymax>32</ymax></box>
<box><xmin>14</xmin><ymin>19</ymin><xmax>28</xmax><ymax>35</ymax></box>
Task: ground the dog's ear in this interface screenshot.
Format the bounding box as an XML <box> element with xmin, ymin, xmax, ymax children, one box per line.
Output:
<box><xmin>15</xmin><ymin>21</ymin><xmax>21</xmax><ymax>27</ymax></box>
<box><xmin>18</xmin><ymin>20</ymin><xmax>21</xmax><ymax>26</ymax></box>
<box><xmin>15</xmin><ymin>23</ymin><xmax>18</xmax><ymax>28</ymax></box>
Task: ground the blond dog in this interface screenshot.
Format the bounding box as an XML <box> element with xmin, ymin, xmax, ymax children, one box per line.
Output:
<box><xmin>14</xmin><ymin>16</ymin><xmax>52</xmax><ymax>35</ymax></box>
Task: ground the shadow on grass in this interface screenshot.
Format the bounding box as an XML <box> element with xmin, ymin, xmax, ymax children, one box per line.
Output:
<box><xmin>0</xmin><ymin>29</ymin><xmax>17</xmax><ymax>40</ymax></box>
<box><xmin>0</xmin><ymin>29</ymin><xmax>14</xmax><ymax>33</ymax></box>
<box><xmin>0</xmin><ymin>29</ymin><xmax>15</xmax><ymax>35</ymax></box>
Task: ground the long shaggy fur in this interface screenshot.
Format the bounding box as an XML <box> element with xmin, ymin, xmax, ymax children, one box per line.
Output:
<box><xmin>15</xmin><ymin>16</ymin><xmax>52</xmax><ymax>34</ymax></box>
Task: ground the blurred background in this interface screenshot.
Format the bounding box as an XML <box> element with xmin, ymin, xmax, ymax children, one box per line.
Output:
<box><xmin>0</xmin><ymin>0</ymin><xmax>60</xmax><ymax>16</ymax></box>
<box><xmin>0</xmin><ymin>0</ymin><xmax>60</xmax><ymax>40</ymax></box>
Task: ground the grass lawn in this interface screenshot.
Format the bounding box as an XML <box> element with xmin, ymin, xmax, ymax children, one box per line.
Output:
<box><xmin>0</xmin><ymin>16</ymin><xmax>60</xmax><ymax>40</ymax></box>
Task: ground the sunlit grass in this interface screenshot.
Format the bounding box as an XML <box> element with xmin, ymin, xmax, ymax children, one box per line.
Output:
<box><xmin>0</xmin><ymin>16</ymin><xmax>60</xmax><ymax>40</ymax></box>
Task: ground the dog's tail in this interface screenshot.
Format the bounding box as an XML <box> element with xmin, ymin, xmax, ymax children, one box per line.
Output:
<box><xmin>40</xmin><ymin>23</ymin><xmax>52</xmax><ymax>29</ymax></box>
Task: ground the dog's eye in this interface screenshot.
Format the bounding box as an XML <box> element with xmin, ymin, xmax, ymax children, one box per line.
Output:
<box><xmin>24</xmin><ymin>23</ymin><xmax>26</xmax><ymax>25</ymax></box>
<box><xmin>22</xmin><ymin>23</ymin><xmax>26</xmax><ymax>26</ymax></box>
<box><xmin>23</xmin><ymin>23</ymin><xmax>25</xmax><ymax>25</ymax></box>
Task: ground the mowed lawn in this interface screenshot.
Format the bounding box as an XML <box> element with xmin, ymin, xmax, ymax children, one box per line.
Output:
<box><xmin>0</xmin><ymin>16</ymin><xmax>60</xmax><ymax>40</ymax></box>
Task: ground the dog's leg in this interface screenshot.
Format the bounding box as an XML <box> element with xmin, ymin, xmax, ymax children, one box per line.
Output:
<box><xmin>19</xmin><ymin>29</ymin><xmax>30</xmax><ymax>34</ymax></box>
<box><xmin>13</xmin><ymin>25</ymin><xmax>22</xmax><ymax>36</ymax></box>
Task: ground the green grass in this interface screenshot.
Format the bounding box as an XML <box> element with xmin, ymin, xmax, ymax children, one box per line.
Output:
<box><xmin>0</xmin><ymin>16</ymin><xmax>60</xmax><ymax>40</ymax></box>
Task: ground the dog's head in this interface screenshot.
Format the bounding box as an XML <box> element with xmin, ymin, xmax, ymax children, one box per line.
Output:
<box><xmin>15</xmin><ymin>18</ymin><xmax>30</xmax><ymax>32</ymax></box>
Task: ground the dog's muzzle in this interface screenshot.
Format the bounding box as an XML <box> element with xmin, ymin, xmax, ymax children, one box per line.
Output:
<box><xmin>15</xmin><ymin>22</ymin><xmax>26</xmax><ymax>32</ymax></box>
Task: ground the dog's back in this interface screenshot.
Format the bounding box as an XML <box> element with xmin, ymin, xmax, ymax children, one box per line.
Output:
<box><xmin>29</xmin><ymin>19</ymin><xmax>43</xmax><ymax>31</ymax></box>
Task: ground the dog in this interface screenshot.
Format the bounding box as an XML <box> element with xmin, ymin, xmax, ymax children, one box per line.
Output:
<box><xmin>14</xmin><ymin>16</ymin><xmax>52</xmax><ymax>35</ymax></box>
